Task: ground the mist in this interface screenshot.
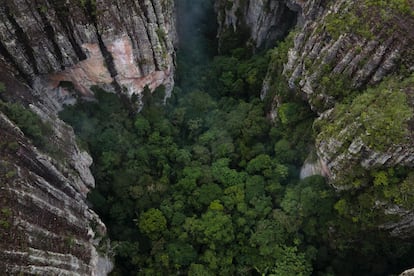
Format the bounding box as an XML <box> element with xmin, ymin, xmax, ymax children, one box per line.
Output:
<box><xmin>175</xmin><ymin>0</ymin><xmax>217</xmax><ymax>65</ymax></box>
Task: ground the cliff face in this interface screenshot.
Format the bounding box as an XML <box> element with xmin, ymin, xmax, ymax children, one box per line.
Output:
<box><xmin>0</xmin><ymin>0</ymin><xmax>177</xmax><ymax>105</ymax></box>
<box><xmin>214</xmin><ymin>0</ymin><xmax>332</xmax><ymax>50</ymax></box>
<box><xmin>0</xmin><ymin>0</ymin><xmax>178</xmax><ymax>274</ymax></box>
<box><xmin>218</xmin><ymin>0</ymin><xmax>414</xmax><ymax>238</ymax></box>
<box><xmin>283</xmin><ymin>0</ymin><xmax>414</xmax><ymax>113</ymax></box>
<box><xmin>214</xmin><ymin>0</ymin><xmax>300</xmax><ymax>50</ymax></box>
<box><xmin>296</xmin><ymin>1</ymin><xmax>413</xmax><ymax>237</ymax></box>
<box><xmin>0</xmin><ymin>70</ymin><xmax>111</xmax><ymax>274</ymax></box>
<box><xmin>279</xmin><ymin>0</ymin><xmax>414</xmax><ymax>187</ymax></box>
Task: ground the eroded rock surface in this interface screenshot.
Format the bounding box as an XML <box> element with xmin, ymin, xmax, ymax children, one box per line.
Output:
<box><xmin>0</xmin><ymin>82</ymin><xmax>112</xmax><ymax>274</ymax></box>
<box><xmin>254</xmin><ymin>0</ymin><xmax>414</xmax><ymax>242</ymax></box>
<box><xmin>283</xmin><ymin>0</ymin><xmax>414</xmax><ymax>112</ymax></box>
<box><xmin>214</xmin><ymin>0</ymin><xmax>300</xmax><ymax>49</ymax></box>
<box><xmin>0</xmin><ymin>0</ymin><xmax>179</xmax><ymax>274</ymax></box>
<box><xmin>0</xmin><ymin>0</ymin><xmax>177</xmax><ymax>105</ymax></box>
<box><xmin>256</xmin><ymin>0</ymin><xmax>414</xmax><ymax>184</ymax></box>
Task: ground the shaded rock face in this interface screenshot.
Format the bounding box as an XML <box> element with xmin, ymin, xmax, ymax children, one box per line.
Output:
<box><xmin>0</xmin><ymin>0</ymin><xmax>177</xmax><ymax>105</ymax></box>
<box><xmin>281</xmin><ymin>0</ymin><xmax>414</xmax><ymax>181</ymax></box>
<box><xmin>400</xmin><ymin>267</ymin><xmax>414</xmax><ymax>276</ymax></box>
<box><xmin>316</xmin><ymin>121</ymin><xmax>414</xmax><ymax>187</ymax></box>
<box><xmin>381</xmin><ymin>203</ymin><xmax>414</xmax><ymax>239</ymax></box>
<box><xmin>0</xmin><ymin>74</ymin><xmax>112</xmax><ymax>275</ymax></box>
<box><xmin>0</xmin><ymin>114</ymin><xmax>111</xmax><ymax>275</ymax></box>
<box><xmin>0</xmin><ymin>0</ymin><xmax>178</xmax><ymax>274</ymax></box>
<box><xmin>299</xmin><ymin>2</ymin><xmax>414</xmax><ymax>241</ymax></box>
<box><xmin>257</xmin><ymin>0</ymin><xmax>414</xmax><ymax>241</ymax></box>
<box><xmin>299</xmin><ymin>153</ymin><xmax>330</xmax><ymax>179</ymax></box>
<box><xmin>283</xmin><ymin>0</ymin><xmax>414</xmax><ymax>112</ymax></box>
<box><xmin>254</xmin><ymin>0</ymin><xmax>414</xmax><ymax>181</ymax></box>
<box><xmin>214</xmin><ymin>0</ymin><xmax>300</xmax><ymax>50</ymax></box>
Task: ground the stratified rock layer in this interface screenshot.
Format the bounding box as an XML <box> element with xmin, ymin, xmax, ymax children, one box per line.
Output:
<box><xmin>251</xmin><ymin>0</ymin><xmax>414</xmax><ymax>182</ymax></box>
<box><xmin>283</xmin><ymin>0</ymin><xmax>414</xmax><ymax>112</ymax></box>
<box><xmin>280</xmin><ymin>0</ymin><xmax>414</xmax><ymax>181</ymax></box>
<box><xmin>0</xmin><ymin>0</ymin><xmax>177</xmax><ymax>104</ymax></box>
<box><xmin>225</xmin><ymin>0</ymin><xmax>414</xmax><ymax>240</ymax></box>
<box><xmin>0</xmin><ymin>0</ymin><xmax>178</xmax><ymax>274</ymax></box>
<box><xmin>269</xmin><ymin>0</ymin><xmax>414</xmax><ymax>239</ymax></box>
<box><xmin>214</xmin><ymin>0</ymin><xmax>299</xmax><ymax>49</ymax></box>
<box><xmin>0</xmin><ymin>77</ymin><xmax>111</xmax><ymax>275</ymax></box>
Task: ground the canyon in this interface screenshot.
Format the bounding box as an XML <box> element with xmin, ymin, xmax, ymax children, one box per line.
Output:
<box><xmin>0</xmin><ymin>0</ymin><xmax>413</xmax><ymax>274</ymax></box>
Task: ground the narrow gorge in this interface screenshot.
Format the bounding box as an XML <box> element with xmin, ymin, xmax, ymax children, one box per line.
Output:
<box><xmin>0</xmin><ymin>0</ymin><xmax>413</xmax><ymax>275</ymax></box>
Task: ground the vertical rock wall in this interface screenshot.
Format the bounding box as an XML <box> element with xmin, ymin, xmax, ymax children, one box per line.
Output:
<box><xmin>277</xmin><ymin>0</ymin><xmax>414</xmax><ymax>181</ymax></box>
<box><xmin>217</xmin><ymin>0</ymin><xmax>414</xmax><ymax>242</ymax></box>
<box><xmin>215</xmin><ymin>0</ymin><xmax>299</xmax><ymax>50</ymax></box>
<box><xmin>0</xmin><ymin>0</ymin><xmax>178</xmax><ymax>274</ymax></box>
<box><xmin>0</xmin><ymin>73</ymin><xmax>112</xmax><ymax>274</ymax></box>
<box><xmin>0</xmin><ymin>0</ymin><xmax>177</xmax><ymax>105</ymax></box>
<box><xmin>282</xmin><ymin>0</ymin><xmax>414</xmax><ymax>112</ymax></box>
<box><xmin>261</xmin><ymin>0</ymin><xmax>414</xmax><ymax>239</ymax></box>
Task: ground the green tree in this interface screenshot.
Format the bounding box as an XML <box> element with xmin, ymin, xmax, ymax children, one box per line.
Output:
<box><xmin>269</xmin><ymin>247</ymin><xmax>312</xmax><ymax>276</ymax></box>
<box><xmin>167</xmin><ymin>242</ymin><xmax>197</xmax><ymax>266</ymax></box>
<box><xmin>188</xmin><ymin>263</ymin><xmax>212</xmax><ymax>276</ymax></box>
<box><xmin>138</xmin><ymin>208</ymin><xmax>167</xmax><ymax>240</ymax></box>
<box><xmin>184</xmin><ymin>210</ymin><xmax>234</xmax><ymax>247</ymax></box>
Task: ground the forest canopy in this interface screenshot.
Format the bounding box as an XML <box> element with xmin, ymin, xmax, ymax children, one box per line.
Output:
<box><xmin>59</xmin><ymin>0</ymin><xmax>414</xmax><ymax>275</ymax></box>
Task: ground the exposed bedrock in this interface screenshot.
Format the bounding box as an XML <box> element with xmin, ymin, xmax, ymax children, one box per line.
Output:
<box><xmin>0</xmin><ymin>0</ymin><xmax>179</xmax><ymax>274</ymax></box>
<box><xmin>0</xmin><ymin>71</ymin><xmax>112</xmax><ymax>274</ymax></box>
<box><xmin>0</xmin><ymin>0</ymin><xmax>177</xmax><ymax>106</ymax></box>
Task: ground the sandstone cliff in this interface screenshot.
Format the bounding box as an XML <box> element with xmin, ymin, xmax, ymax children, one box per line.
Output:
<box><xmin>0</xmin><ymin>0</ymin><xmax>178</xmax><ymax>274</ymax></box>
<box><xmin>216</xmin><ymin>0</ymin><xmax>414</xmax><ymax>239</ymax></box>
<box><xmin>214</xmin><ymin>0</ymin><xmax>300</xmax><ymax>50</ymax></box>
<box><xmin>0</xmin><ymin>69</ymin><xmax>111</xmax><ymax>274</ymax></box>
<box><xmin>283</xmin><ymin>0</ymin><xmax>414</xmax><ymax>113</ymax></box>
<box><xmin>278</xmin><ymin>0</ymin><xmax>414</xmax><ymax>190</ymax></box>
<box><xmin>0</xmin><ymin>0</ymin><xmax>177</xmax><ymax>105</ymax></box>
